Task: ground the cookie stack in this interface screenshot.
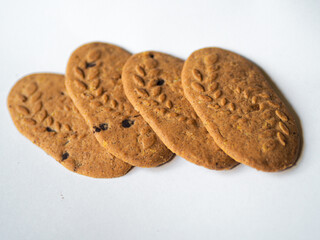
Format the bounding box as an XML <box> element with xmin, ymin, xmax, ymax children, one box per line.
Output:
<box><xmin>7</xmin><ymin>42</ymin><xmax>301</xmax><ymax>178</ymax></box>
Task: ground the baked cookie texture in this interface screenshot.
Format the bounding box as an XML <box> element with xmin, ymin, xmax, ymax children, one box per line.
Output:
<box><xmin>7</xmin><ymin>73</ymin><xmax>132</xmax><ymax>178</ymax></box>
<box><xmin>65</xmin><ymin>42</ymin><xmax>174</xmax><ymax>167</ymax></box>
<box><xmin>181</xmin><ymin>47</ymin><xmax>300</xmax><ymax>172</ymax></box>
<box><xmin>122</xmin><ymin>51</ymin><xmax>238</xmax><ymax>170</ymax></box>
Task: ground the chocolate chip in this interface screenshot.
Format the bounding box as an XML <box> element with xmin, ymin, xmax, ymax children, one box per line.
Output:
<box><xmin>149</xmin><ymin>53</ymin><xmax>154</xmax><ymax>58</ymax></box>
<box><xmin>251</xmin><ymin>104</ymin><xmax>260</xmax><ymax>111</ymax></box>
<box><xmin>99</xmin><ymin>123</ymin><xmax>108</xmax><ymax>131</ymax></box>
<box><xmin>93</xmin><ymin>126</ymin><xmax>101</xmax><ymax>133</ymax></box>
<box><xmin>60</xmin><ymin>92</ymin><xmax>65</xmax><ymax>95</ymax></box>
<box><xmin>46</xmin><ymin>127</ymin><xmax>55</xmax><ymax>132</ymax></box>
<box><xmin>85</xmin><ymin>62</ymin><xmax>96</xmax><ymax>68</ymax></box>
<box><xmin>156</xmin><ymin>79</ymin><xmax>165</xmax><ymax>86</ymax></box>
<box><xmin>121</xmin><ymin>119</ymin><xmax>134</xmax><ymax>128</ymax></box>
<box><xmin>61</xmin><ymin>152</ymin><xmax>69</xmax><ymax>161</ymax></box>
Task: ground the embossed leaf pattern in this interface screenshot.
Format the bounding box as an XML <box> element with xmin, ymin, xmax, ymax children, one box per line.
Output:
<box><xmin>130</xmin><ymin>55</ymin><xmax>201</xmax><ymax>127</ymax></box>
<box><xmin>189</xmin><ymin>53</ymin><xmax>292</xmax><ymax>149</ymax></box>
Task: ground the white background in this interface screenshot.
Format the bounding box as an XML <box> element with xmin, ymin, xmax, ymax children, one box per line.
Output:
<box><xmin>1</xmin><ymin>0</ymin><xmax>320</xmax><ymax>239</ymax></box>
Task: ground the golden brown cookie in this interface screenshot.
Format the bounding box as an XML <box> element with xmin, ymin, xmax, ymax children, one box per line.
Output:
<box><xmin>7</xmin><ymin>73</ymin><xmax>132</xmax><ymax>178</ymax></box>
<box><xmin>122</xmin><ymin>51</ymin><xmax>238</xmax><ymax>170</ymax></box>
<box><xmin>65</xmin><ymin>42</ymin><xmax>173</xmax><ymax>167</ymax></box>
<box><xmin>181</xmin><ymin>47</ymin><xmax>301</xmax><ymax>172</ymax></box>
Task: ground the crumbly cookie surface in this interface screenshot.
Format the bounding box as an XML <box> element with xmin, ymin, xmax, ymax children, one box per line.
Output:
<box><xmin>182</xmin><ymin>48</ymin><xmax>300</xmax><ymax>171</ymax></box>
<box><xmin>65</xmin><ymin>43</ymin><xmax>173</xmax><ymax>167</ymax></box>
<box><xmin>122</xmin><ymin>51</ymin><xmax>238</xmax><ymax>170</ymax></box>
<box><xmin>8</xmin><ymin>73</ymin><xmax>132</xmax><ymax>178</ymax></box>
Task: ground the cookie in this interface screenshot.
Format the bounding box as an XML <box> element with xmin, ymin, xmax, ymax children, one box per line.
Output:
<box><xmin>65</xmin><ymin>42</ymin><xmax>174</xmax><ymax>167</ymax></box>
<box><xmin>122</xmin><ymin>51</ymin><xmax>238</xmax><ymax>170</ymax></box>
<box><xmin>7</xmin><ymin>73</ymin><xmax>132</xmax><ymax>178</ymax></box>
<box><xmin>181</xmin><ymin>47</ymin><xmax>300</xmax><ymax>171</ymax></box>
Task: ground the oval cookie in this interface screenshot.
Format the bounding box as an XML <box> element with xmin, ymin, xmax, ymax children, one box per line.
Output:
<box><xmin>122</xmin><ymin>51</ymin><xmax>238</xmax><ymax>170</ymax></box>
<box><xmin>65</xmin><ymin>42</ymin><xmax>173</xmax><ymax>167</ymax></box>
<box><xmin>181</xmin><ymin>47</ymin><xmax>301</xmax><ymax>172</ymax></box>
<box><xmin>7</xmin><ymin>74</ymin><xmax>132</xmax><ymax>178</ymax></box>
